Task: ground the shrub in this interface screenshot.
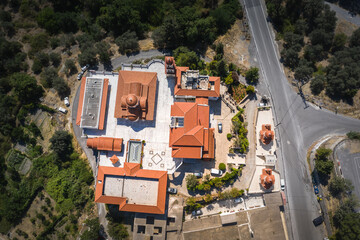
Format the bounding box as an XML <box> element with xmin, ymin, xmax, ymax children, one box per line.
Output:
<box><xmin>246</xmin><ymin>85</ymin><xmax>255</xmax><ymax>94</ymax></box>
<box><xmin>186</xmin><ymin>174</ymin><xmax>198</xmax><ymax>191</ymax></box>
<box><xmin>219</xmin><ymin>163</ymin><xmax>226</xmax><ymax>171</ymax></box>
<box><xmin>49</xmin><ymin>52</ymin><xmax>61</xmax><ymax>67</ymax></box>
<box><xmin>245</xmin><ymin>67</ymin><xmax>259</xmax><ymax>84</ymax></box>
<box><xmin>227</xmin><ymin>133</ymin><xmax>232</xmax><ymax>140</ymax></box>
<box><xmin>53</xmin><ymin>77</ymin><xmax>70</xmax><ymax>99</ymax></box>
<box><xmin>347</xmin><ymin>131</ymin><xmax>360</xmax><ymax>140</ymax></box>
<box><xmin>64</xmin><ymin>59</ymin><xmax>77</xmax><ymax>76</ymax></box>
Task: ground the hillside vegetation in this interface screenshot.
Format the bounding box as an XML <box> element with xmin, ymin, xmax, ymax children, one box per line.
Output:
<box><xmin>266</xmin><ymin>0</ymin><xmax>360</xmax><ymax>102</ymax></box>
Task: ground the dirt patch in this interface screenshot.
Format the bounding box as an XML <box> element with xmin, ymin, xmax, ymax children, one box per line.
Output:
<box><xmin>206</xmin><ymin>19</ymin><xmax>251</xmax><ymax>69</ymax></box>
<box><xmin>139</xmin><ymin>33</ymin><xmax>155</xmax><ymax>51</ymax></box>
<box><xmin>335</xmin><ymin>18</ymin><xmax>359</xmax><ymax>36</ymax></box>
<box><xmin>348</xmin><ymin>140</ymin><xmax>360</xmax><ymax>154</ymax></box>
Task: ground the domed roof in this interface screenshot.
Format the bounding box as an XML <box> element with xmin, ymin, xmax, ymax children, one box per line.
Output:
<box><xmin>128</xmin><ymin>115</ymin><xmax>139</xmax><ymax>121</ymax></box>
<box><xmin>126</xmin><ymin>94</ymin><xmax>138</xmax><ymax>107</ymax></box>
<box><xmin>166</xmin><ymin>57</ymin><xmax>173</xmax><ymax>65</ymax></box>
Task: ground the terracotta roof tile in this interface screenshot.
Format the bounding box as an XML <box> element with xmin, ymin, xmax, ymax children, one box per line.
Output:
<box><xmin>95</xmin><ymin>163</ymin><xmax>167</xmax><ymax>214</ymax></box>
<box><xmin>76</xmin><ymin>77</ymin><xmax>86</xmax><ymax>126</ymax></box>
<box><xmin>98</xmin><ymin>78</ymin><xmax>109</xmax><ymax>130</ymax></box>
<box><xmin>114</xmin><ymin>71</ymin><xmax>157</xmax><ymax>121</ymax></box>
<box><xmin>87</xmin><ymin>137</ymin><xmax>123</xmax><ymax>152</ymax></box>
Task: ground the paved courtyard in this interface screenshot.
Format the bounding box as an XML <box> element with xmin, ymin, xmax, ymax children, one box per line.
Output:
<box><xmin>335</xmin><ymin>140</ymin><xmax>360</xmax><ymax>203</ymax></box>
<box><xmin>84</xmin><ymin>62</ymin><xmax>182</xmax><ymax>173</ymax></box>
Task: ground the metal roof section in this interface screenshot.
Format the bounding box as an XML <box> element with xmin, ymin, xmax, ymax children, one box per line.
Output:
<box><xmin>80</xmin><ymin>78</ymin><xmax>105</xmax><ymax>129</ymax></box>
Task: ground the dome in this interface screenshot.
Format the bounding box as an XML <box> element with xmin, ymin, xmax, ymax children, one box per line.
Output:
<box><xmin>166</xmin><ymin>57</ymin><xmax>173</xmax><ymax>65</ymax></box>
<box><xmin>128</xmin><ymin>115</ymin><xmax>139</xmax><ymax>121</ymax></box>
<box><xmin>126</xmin><ymin>94</ymin><xmax>138</xmax><ymax>107</ymax></box>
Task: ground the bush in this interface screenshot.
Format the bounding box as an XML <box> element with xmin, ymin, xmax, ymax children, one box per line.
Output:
<box><xmin>186</xmin><ymin>174</ymin><xmax>198</xmax><ymax>191</ymax></box>
<box><xmin>219</xmin><ymin>163</ymin><xmax>226</xmax><ymax>171</ymax></box>
<box><xmin>224</xmin><ymin>72</ymin><xmax>233</xmax><ymax>85</ymax></box>
<box><xmin>245</xmin><ymin>67</ymin><xmax>259</xmax><ymax>84</ymax></box>
<box><xmin>246</xmin><ymin>85</ymin><xmax>255</xmax><ymax>94</ymax></box>
<box><xmin>50</xmin><ymin>130</ymin><xmax>73</xmax><ymax>159</ymax></box>
<box><xmin>329</xmin><ymin>176</ymin><xmax>353</xmax><ymax>198</ymax></box>
<box><xmin>227</xmin><ymin>133</ymin><xmax>232</xmax><ymax>141</ymax></box>
<box><xmin>347</xmin><ymin>131</ymin><xmax>360</xmax><ymax>140</ymax></box>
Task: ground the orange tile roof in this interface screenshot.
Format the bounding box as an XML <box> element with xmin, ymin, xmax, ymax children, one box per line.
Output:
<box><xmin>98</xmin><ymin>78</ymin><xmax>109</xmax><ymax>130</ymax></box>
<box><xmin>110</xmin><ymin>154</ymin><xmax>119</xmax><ymax>164</ymax></box>
<box><xmin>87</xmin><ymin>137</ymin><xmax>123</xmax><ymax>152</ymax></box>
<box><xmin>169</xmin><ymin>101</ymin><xmax>215</xmax><ymax>159</ymax></box>
<box><xmin>76</xmin><ymin>76</ymin><xmax>86</xmax><ymax>126</ymax></box>
<box><xmin>95</xmin><ymin>163</ymin><xmax>167</xmax><ymax>214</ymax></box>
<box><xmin>114</xmin><ymin>70</ymin><xmax>157</xmax><ymax>121</ymax></box>
<box><xmin>260</xmin><ymin>168</ymin><xmax>275</xmax><ymax>189</ymax></box>
<box><xmin>260</xmin><ymin>124</ymin><xmax>274</xmax><ymax>145</ymax></box>
<box><xmin>165</xmin><ymin>56</ymin><xmax>176</xmax><ymax>75</ymax></box>
<box><xmin>173</xmin><ymin>66</ymin><xmax>220</xmax><ymax>98</ymax></box>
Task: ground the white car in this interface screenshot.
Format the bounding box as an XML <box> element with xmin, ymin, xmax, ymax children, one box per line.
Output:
<box><xmin>81</xmin><ymin>64</ymin><xmax>89</xmax><ymax>72</ymax></box>
<box><xmin>210</xmin><ymin>168</ymin><xmax>223</xmax><ymax>176</ymax></box>
<box><xmin>77</xmin><ymin>73</ymin><xmax>83</xmax><ymax>80</ymax></box>
<box><xmin>58</xmin><ymin>107</ymin><xmax>68</xmax><ymax>114</ymax></box>
<box><xmin>64</xmin><ymin>97</ymin><xmax>70</xmax><ymax>107</ymax></box>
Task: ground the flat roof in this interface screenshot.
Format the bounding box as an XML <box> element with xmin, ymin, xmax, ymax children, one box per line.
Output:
<box><xmin>103</xmin><ymin>175</ymin><xmax>158</xmax><ymax>205</ymax></box>
<box><xmin>80</xmin><ymin>78</ymin><xmax>104</xmax><ymax>129</ymax></box>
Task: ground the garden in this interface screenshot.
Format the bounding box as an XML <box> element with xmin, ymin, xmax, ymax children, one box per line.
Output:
<box><xmin>227</xmin><ymin>108</ymin><xmax>249</xmax><ymax>154</ymax></box>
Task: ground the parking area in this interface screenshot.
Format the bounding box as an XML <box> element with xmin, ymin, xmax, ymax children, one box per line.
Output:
<box><xmin>335</xmin><ymin>140</ymin><xmax>360</xmax><ymax>202</ymax></box>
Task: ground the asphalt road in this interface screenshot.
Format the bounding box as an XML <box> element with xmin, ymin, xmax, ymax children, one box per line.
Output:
<box><xmin>325</xmin><ymin>1</ymin><xmax>360</xmax><ymax>26</ymax></box>
<box><xmin>243</xmin><ymin>0</ymin><xmax>360</xmax><ymax>239</ymax></box>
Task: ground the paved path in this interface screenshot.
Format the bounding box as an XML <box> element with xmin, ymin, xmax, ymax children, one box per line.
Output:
<box><xmin>325</xmin><ymin>1</ymin><xmax>360</xmax><ymax>26</ymax></box>
<box><xmin>243</xmin><ymin>0</ymin><xmax>360</xmax><ymax>239</ymax></box>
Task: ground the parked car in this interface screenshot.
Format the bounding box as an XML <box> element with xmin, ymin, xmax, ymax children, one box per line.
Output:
<box><xmin>64</xmin><ymin>97</ymin><xmax>70</xmax><ymax>107</ymax></box>
<box><xmin>81</xmin><ymin>64</ymin><xmax>89</xmax><ymax>72</ymax></box>
<box><xmin>234</xmin><ymin>197</ymin><xmax>243</xmax><ymax>204</ymax></box>
<box><xmin>218</xmin><ymin>122</ymin><xmax>222</xmax><ymax>133</ymax></box>
<box><xmin>192</xmin><ymin>209</ymin><xmax>202</xmax><ymax>216</ymax></box>
<box><xmin>210</xmin><ymin>168</ymin><xmax>223</xmax><ymax>176</ymax></box>
<box><xmin>313</xmin><ymin>216</ymin><xmax>324</xmax><ymax>226</ymax></box>
<box><xmin>167</xmin><ymin>187</ymin><xmax>177</xmax><ymax>194</ymax></box>
<box><xmin>280</xmin><ymin>179</ymin><xmax>285</xmax><ymax>191</ymax></box>
<box><xmin>194</xmin><ymin>172</ymin><xmax>203</xmax><ymax>178</ymax></box>
<box><xmin>313</xmin><ymin>185</ymin><xmax>319</xmax><ymax>194</ymax></box>
<box><xmin>77</xmin><ymin>72</ymin><xmax>83</xmax><ymax>80</ymax></box>
<box><xmin>58</xmin><ymin>107</ymin><xmax>68</xmax><ymax>114</ymax></box>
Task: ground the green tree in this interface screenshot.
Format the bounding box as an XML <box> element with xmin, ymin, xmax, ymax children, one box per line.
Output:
<box><xmin>186</xmin><ymin>174</ymin><xmax>198</xmax><ymax>191</ymax></box>
<box><xmin>245</xmin><ymin>67</ymin><xmax>259</xmax><ymax>84</ymax></box>
<box><xmin>281</xmin><ymin>47</ymin><xmax>299</xmax><ymax>69</ymax></box>
<box><xmin>216</xmin><ymin>60</ymin><xmax>227</xmax><ymax>78</ymax></box>
<box><xmin>40</xmin><ymin>67</ymin><xmax>58</xmax><ymax>88</ymax></box>
<box><xmin>310</xmin><ymin>75</ymin><xmax>325</xmax><ymax>95</ymax></box>
<box><xmin>316</xmin><ymin>148</ymin><xmax>332</xmax><ymax>161</ymax></box>
<box><xmin>186</xmin><ymin>197</ymin><xmax>201</xmax><ymax>211</ymax></box>
<box><xmin>115</xmin><ymin>31</ymin><xmax>139</xmax><ymax>55</ymax></box>
<box><xmin>349</xmin><ymin>27</ymin><xmax>360</xmax><ymax>47</ymax></box>
<box><xmin>10</xmin><ymin>73</ymin><xmax>44</xmax><ymax>104</ymax></box>
<box><xmin>37</xmin><ymin>7</ymin><xmax>60</xmax><ymax>34</ymax></box>
<box><xmin>315</xmin><ymin>159</ymin><xmax>333</xmax><ymax>176</ymax></box>
<box><xmin>50</xmin><ymin>130</ymin><xmax>73</xmax><ymax>159</ymax></box>
<box><xmin>53</xmin><ymin>77</ymin><xmax>70</xmax><ymax>99</ymax></box>
<box><xmin>96</xmin><ymin>41</ymin><xmax>112</xmax><ymax>64</ymax></box>
<box><xmin>329</xmin><ymin>176</ymin><xmax>353</xmax><ymax>198</ymax></box>
<box><xmin>108</xmin><ymin>221</ymin><xmax>129</xmax><ymax>240</ymax></box>
<box><xmin>65</xmin><ymin>59</ymin><xmax>77</xmax><ymax>76</ymax></box>
<box><xmin>204</xmin><ymin>194</ymin><xmax>213</xmax><ymax>203</ymax></box>
<box><xmin>49</xmin><ymin>52</ymin><xmax>61</xmax><ymax>67</ymax></box>
<box><xmin>81</xmin><ymin>218</ymin><xmax>100</xmax><ymax>240</ymax></box>
<box><xmin>294</xmin><ymin>59</ymin><xmax>313</xmax><ymax>82</ymax></box>
<box><xmin>332</xmin><ymin>33</ymin><xmax>347</xmax><ymax>52</ymax></box>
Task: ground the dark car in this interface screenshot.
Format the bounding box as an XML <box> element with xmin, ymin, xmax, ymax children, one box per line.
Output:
<box><xmin>167</xmin><ymin>187</ymin><xmax>177</xmax><ymax>194</ymax></box>
<box><xmin>314</xmin><ymin>185</ymin><xmax>319</xmax><ymax>194</ymax></box>
<box><xmin>313</xmin><ymin>216</ymin><xmax>324</xmax><ymax>226</ymax></box>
